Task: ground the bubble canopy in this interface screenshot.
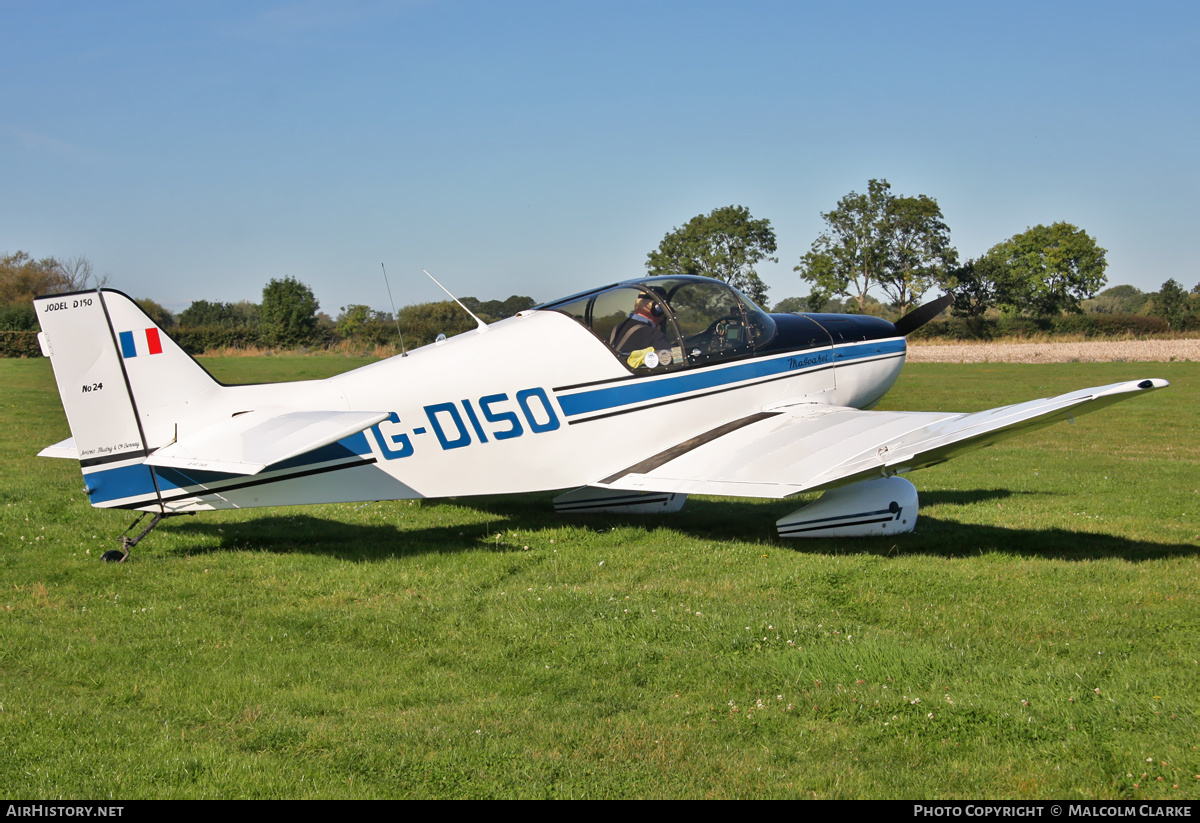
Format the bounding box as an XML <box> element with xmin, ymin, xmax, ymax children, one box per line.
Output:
<box><xmin>538</xmin><ymin>276</ymin><xmax>778</xmax><ymax>373</ymax></box>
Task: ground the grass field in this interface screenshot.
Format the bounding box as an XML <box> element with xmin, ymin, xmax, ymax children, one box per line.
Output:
<box><xmin>1</xmin><ymin>355</ymin><xmax>1196</xmax><ymax>799</ymax></box>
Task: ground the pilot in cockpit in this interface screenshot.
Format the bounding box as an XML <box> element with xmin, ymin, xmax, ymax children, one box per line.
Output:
<box><xmin>607</xmin><ymin>288</ymin><xmax>673</xmax><ymax>369</ymax></box>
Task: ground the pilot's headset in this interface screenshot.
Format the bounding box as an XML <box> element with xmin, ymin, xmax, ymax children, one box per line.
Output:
<box><xmin>644</xmin><ymin>287</ymin><xmax>668</xmax><ymax>318</ymax></box>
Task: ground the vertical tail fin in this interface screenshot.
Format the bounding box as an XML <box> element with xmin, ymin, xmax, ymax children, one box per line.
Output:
<box><xmin>35</xmin><ymin>289</ymin><xmax>220</xmax><ymax>509</ymax></box>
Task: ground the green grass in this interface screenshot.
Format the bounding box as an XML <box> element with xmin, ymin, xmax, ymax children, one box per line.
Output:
<box><xmin>1</xmin><ymin>356</ymin><xmax>1196</xmax><ymax>798</ymax></box>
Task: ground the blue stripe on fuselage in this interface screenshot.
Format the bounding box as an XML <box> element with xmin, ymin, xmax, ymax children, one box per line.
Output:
<box><xmin>85</xmin><ymin>463</ymin><xmax>170</xmax><ymax>505</ymax></box>
<box><xmin>556</xmin><ymin>339</ymin><xmax>903</xmax><ymax>418</ymax></box>
<box><xmin>83</xmin><ymin>431</ymin><xmax>376</xmax><ymax>505</ymax></box>
<box><xmin>833</xmin><ymin>340</ymin><xmax>905</xmax><ymax>362</ymax></box>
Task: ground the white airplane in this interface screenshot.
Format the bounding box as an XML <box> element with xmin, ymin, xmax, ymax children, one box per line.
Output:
<box><xmin>34</xmin><ymin>277</ymin><xmax>1167</xmax><ymax>559</ymax></box>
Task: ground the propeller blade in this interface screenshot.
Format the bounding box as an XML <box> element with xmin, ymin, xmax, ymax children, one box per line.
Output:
<box><xmin>894</xmin><ymin>293</ymin><xmax>954</xmax><ymax>336</ymax></box>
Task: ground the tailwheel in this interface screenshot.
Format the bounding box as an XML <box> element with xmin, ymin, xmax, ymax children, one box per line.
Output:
<box><xmin>107</xmin><ymin>511</ymin><xmax>177</xmax><ymax>561</ymax></box>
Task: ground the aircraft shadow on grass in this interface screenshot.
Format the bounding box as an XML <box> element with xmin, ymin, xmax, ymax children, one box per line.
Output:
<box><xmin>162</xmin><ymin>491</ymin><xmax>1197</xmax><ymax>564</ymax></box>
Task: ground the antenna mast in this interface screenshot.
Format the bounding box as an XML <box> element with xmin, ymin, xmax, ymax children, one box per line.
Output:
<box><xmin>423</xmin><ymin>269</ymin><xmax>488</xmax><ymax>331</ymax></box>
<box><xmin>381</xmin><ymin>263</ymin><xmax>408</xmax><ymax>356</ymax></box>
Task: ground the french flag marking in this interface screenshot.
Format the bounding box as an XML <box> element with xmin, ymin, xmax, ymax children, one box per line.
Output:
<box><xmin>120</xmin><ymin>328</ymin><xmax>163</xmax><ymax>358</ymax></box>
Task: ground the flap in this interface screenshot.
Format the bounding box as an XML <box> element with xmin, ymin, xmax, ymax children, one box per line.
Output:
<box><xmin>144</xmin><ymin>410</ymin><xmax>390</xmax><ymax>475</ymax></box>
<box><xmin>595</xmin><ymin>379</ymin><xmax>1168</xmax><ymax>499</ymax></box>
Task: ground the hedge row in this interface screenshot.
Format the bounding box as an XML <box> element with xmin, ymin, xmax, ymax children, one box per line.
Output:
<box><xmin>0</xmin><ymin>331</ymin><xmax>42</xmax><ymax>358</ymax></box>
<box><xmin>169</xmin><ymin>325</ymin><xmax>266</xmax><ymax>353</ymax></box>
<box><xmin>4</xmin><ymin>313</ymin><xmax>1193</xmax><ymax>357</ymax></box>
<box><xmin>0</xmin><ymin>320</ymin><xmax>270</xmax><ymax>358</ymax></box>
<box><xmin>909</xmin><ymin>313</ymin><xmax>1176</xmax><ymax>340</ymax></box>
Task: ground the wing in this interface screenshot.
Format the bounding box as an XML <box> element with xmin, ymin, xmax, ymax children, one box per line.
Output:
<box><xmin>143</xmin><ymin>409</ymin><xmax>390</xmax><ymax>475</ymax></box>
<box><xmin>593</xmin><ymin>379</ymin><xmax>1168</xmax><ymax>499</ymax></box>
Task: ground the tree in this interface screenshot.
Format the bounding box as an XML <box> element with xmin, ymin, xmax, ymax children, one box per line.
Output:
<box><xmin>260</xmin><ymin>276</ymin><xmax>320</xmax><ymax>347</ymax></box>
<box><xmin>1</xmin><ymin>251</ymin><xmax>59</xmax><ymax>303</ymax></box>
<box><xmin>770</xmin><ymin>296</ymin><xmax>809</xmax><ymax>314</ymax></box>
<box><xmin>179</xmin><ymin>299</ymin><xmax>247</xmax><ymax>328</ymax></box>
<box><xmin>0</xmin><ymin>251</ymin><xmax>105</xmax><ymax>304</ymax></box>
<box><xmin>773</xmin><ymin>293</ymin><xmax>877</xmax><ymax>314</ymax></box>
<box><xmin>460</xmin><ymin>295</ymin><xmax>538</xmax><ymax>322</ymax></box>
<box><xmin>136</xmin><ymin>298</ymin><xmax>175</xmax><ymax>328</ymax></box>
<box><xmin>336</xmin><ymin>304</ymin><xmax>397</xmax><ymax>346</ymax></box>
<box><xmin>646</xmin><ymin>205</ymin><xmax>777</xmax><ymax>305</ymax></box>
<box><xmin>396</xmin><ymin>300</ymin><xmax>479</xmax><ymax>349</ymax></box>
<box><xmin>336</xmin><ymin>304</ymin><xmax>376</xmax><ymax>338</ymax></box>
<box><xmin>1084</xmin><ymin>284</ymin><xmax>1148</xmax><ymax>315</ymax></box>
<box><xmin>947</xmin><ymin>256</ymin><xmax>1007</xmax><ymax>319</ymax></box>
<box><xmin>1150</xmin><ymin>279</ymin><xmax>1191</xmax><ymax>330</ymax></box>
<box><xmin>796</xmin><ymin>179</ymin><xmax>955</xmax><ymax>313</ymax></box>
<box><xmin>884</xmin><ymin>194</ymin><xmax>957</xmax><ymax>312</ymax></box>
<box><xmin>794</xmin><ymin>249</ymin><xmax>843</xmax><ymax>311</ymax></box>
<box><xmin>228</xmin><ymin>300</ymin><xmax>261</xmax><ymax>329</ymax></box>
<box><xmin>56</xmin><ymin>255</ymin><xmax>108</xmax><ymax>292</ymax></box>
<box><xmin>987</xmin><ymin>223</ymin><xmax>1107</xmax><ymax>315</ymax></box>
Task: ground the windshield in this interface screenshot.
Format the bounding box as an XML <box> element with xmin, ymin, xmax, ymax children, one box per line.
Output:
<box><xmin>540</xmin><ymin>276</ymin><xmax>776</xmax><ymax>372</ymax></box>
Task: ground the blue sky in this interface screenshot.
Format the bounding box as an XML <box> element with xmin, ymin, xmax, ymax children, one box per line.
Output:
<box><xmin>2</xmin><ymin>0</ymin><xmax>1197</xmax><ymax>315</ymax></box>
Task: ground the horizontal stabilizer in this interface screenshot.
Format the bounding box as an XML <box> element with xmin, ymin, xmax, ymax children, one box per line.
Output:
<box><xmin>38</xmin><ymin>437</ymin><xmax>78</xmax><ymax>460</ymax></box>
<box><xmin>145</xmin><ymin>410</ymin><xmax>390</xmax><ymax>475</ymax></box>
<box><xmin>597</xmin><ymin>379</ymin><xmax>1168</xmax><ymax>499</ymax></box>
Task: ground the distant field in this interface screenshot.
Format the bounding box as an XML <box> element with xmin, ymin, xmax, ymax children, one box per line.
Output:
<box><xmin>908</xmin><ymin>337</ymin><xmax>1200</xmax><ymax>363</ymax></box>
<box><xmin>1</xmin><ymin>355</ymin><xmax>1196</xmax><ymax>799</ymax></box>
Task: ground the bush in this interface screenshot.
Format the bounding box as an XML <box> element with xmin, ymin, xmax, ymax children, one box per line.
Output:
<box><xmin>172</xmin><ymin>325</ymin><xmax>265</xmax><ymax>354</ymax></box>
<box><xmin>908</xmin><ymin>315</ymin><xmax>991</xmax><ymax>340</ymax></box>
<box><xmin>1083</xmin><ymin>314</ymin><xmax>1169</xmax><ymax>336</ymax></box>
<box><xmin>0</xmin><ymin>302</ymin><xmax>37</xmax><ymax>331</ymax></box>
<box><xmin>0</xmin><ymin>331</ymin><xmax>42</xmax><ymax>357</ymax></box>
